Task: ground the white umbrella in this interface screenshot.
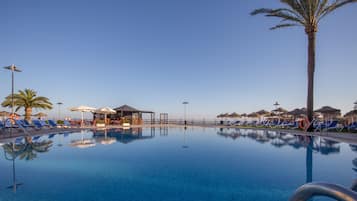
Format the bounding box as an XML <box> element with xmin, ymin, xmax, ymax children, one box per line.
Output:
<box><xmin>95</xmin><ymin>107</ymin><xmax>116</xmax><ymax>125</ymax></box>
<box><xmin>70</xmin><ymin>105</ymin><xmax>96</xmax><ymax>127</ymax></box>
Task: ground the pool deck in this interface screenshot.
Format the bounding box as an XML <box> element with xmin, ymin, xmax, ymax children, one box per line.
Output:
<box><xmin>1</xmin><ymin>124</ymin><xmax>356</xmax><ymax>145</ymax></box>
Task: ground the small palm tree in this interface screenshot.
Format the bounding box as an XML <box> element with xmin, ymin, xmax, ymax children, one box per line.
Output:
<box><xmin>251</xmin><ymin>0</ymin><xmax>357</xmax><ymax>131</ymax></box>
<box><xmin>1</xmin><ymin>89</ymin><xmax>53</xmax><ymax>121</ymax></box>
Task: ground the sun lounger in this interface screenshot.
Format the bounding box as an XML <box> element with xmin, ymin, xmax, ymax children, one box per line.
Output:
<box><xmin>48</xmin><ymin>120</ymin><xmax>58</xmax><ymax>128</ymax></box>
<box><xmin>63</xmin><ymin>120</ymin><xmax>71</xmax><ymax>128</ymax></box>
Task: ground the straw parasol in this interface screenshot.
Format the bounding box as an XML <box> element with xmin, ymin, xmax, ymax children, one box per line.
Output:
<box><xmin>288</xmin><ymin>108</ymin><xmax>307</xmax><ymax>119</ymax></box>
<box><xmin>344</xmin><ymin>110</ymin><xmax>357</xmax><ymax>117</ymax></box>
<box><xmin>229</xmin><ymin>112</ymin><xmax>241</xmax><ymax>118</ymax></box>
<box><xmin>344</xmin><ymin>110</ymin><xmax>357</xmax><ymax>124</ymax></box>
<box><xmin>314</xmin><ymin>106</ymin><xmax>341</xmax><ymax>120</ymax></box>
<box><xmin>247</xmin><ymin>112</ymin><xmax>259</xmax><ymax>118</ymax></box>
<box><xmin>241</xmin><ymin>113</ymin><xmax>248</xmax><ymax>117</ymax></box>
<box><xmin>0</xmin><ymin>111</ymin><xmax>10</xmax><ymax>116</ymax></box>
<box><xmin>256</xmin><ymin>110</ymin><xmax>270</xmax><ymax>116</ymax></box>
<box><xmin>272</xmin><ymin>107</ymin><xmax>288</xmax><ymax>114</ymax></box>
<box><xmin>216</xmin><ymin>113</ymin><xmax>225</xmax><ymax>118</ymax></box>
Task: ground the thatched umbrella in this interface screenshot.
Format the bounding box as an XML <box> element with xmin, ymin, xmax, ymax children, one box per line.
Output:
<box><xmin>344</xmin><ymin>110</ymin><xmax>357</xmax><ymax>124</ymax></box>
<box><xmin>256</xmin><ymin>110</ymin><xmax>270</xmax><ymax>116</ymax></box>
<box><xmin>216</xmin><ymin>114</ymin><xmax>222</xmax><ymax>118</ymax></box>
<box><xmin>288</xmin><ymin>108</ymin><xmax>307</xmax><ymax>119</ymax></box>
<box><xmin>344</xmin><ymin>110</ymin><xmax>357</xmax><ymax>117</ymax></box>
<box><xmin>247</xmin><ymin>112</ymin><xmax>259</xmax><ymax>118</ymax></box>
<box><xmin>314</xmin><ymin>106</ymin><xmax>341</xmax><ymax>120</ymax></box>
<box><xmin>229</xmin><ymin>112</ymin><xmax>241</xmax><ymax>118</ymax></box>
<box><xmin>272</xmin><ymin>107</ymin><xmax>288</xmax><ymax>114</ymax></box>
<box><xmin>241</xmin><ymin>113</ymin><xmax>248</xmax><ymax>117</ymax></box>
<box><xmin>0</xmin><ymin>111</ymin><xmax>10</xmax><ymax>121</ymax></box>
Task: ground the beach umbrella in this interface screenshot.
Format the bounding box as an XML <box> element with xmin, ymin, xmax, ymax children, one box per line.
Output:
<box><xmin>229</xmin><ymin>112</ymin><xmax>241</xmax><ymax>118</ymax></box>
<box><xmin>288</xmin><ymin>108</ymin><xmax>306</xmax><ymax>116</ymax></box>
<box><xmin>288</xmin><ymin>108</ymin><xmax>307</xmax><ymax>119</ymax></box>
<box><xmin>247</xmin><ymin>112</ymin><xmax>259</xmax><ymax>118</ymax></box>
<box><xmin>256</xmin><ymin>110</ymin><xmax>270</xmax><ymax>116</ymax></box>
<box><xmin>272</xmin><ymin>107</ymin><xmax>288</xmax><ymax>114</ymax></box>
<box><xmin>344</xmin><ymin>110</ymin><xmax>357</xmax><ymax>124</ymax></box>
<box><xmin>70</xmin><ymin>105</ymin><xmax>96</xmax><ymax>127</ymax></box>
<box><xmin>0</xmin><ymin>111</ymin><xmax>10</xmax><ymax>116</ymax></box>
<box><xmin>241</xmin><ymin>113</ymin><xmax>248</xmax><ymax>117</ymax></box>
<box><xmin>314</xmin><ymin>106</ymin><xmax>341</xmax><ymax>120</ymax></box>
<box><xmin>95</xmin><ymin>107</ymin><xmax>116</xmax><ymax>125</ymax></box>
<box><xmin>344</xmin><ymin>110</ymin><xmax>357</xmax><ymax>117</ymax></box>
<box><xmin>216</xmin><ymin>113</ymin><xmax>225</xmax><ymax>118</ymax></box>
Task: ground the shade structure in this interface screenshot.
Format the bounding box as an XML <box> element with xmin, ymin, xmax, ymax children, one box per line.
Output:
<box><xmin>256</xmin><ymin>110</ymin><xmax>270</xmax><ymax>116</ymax></box>
<box><xmin>0</xmin><ymin>111</ymin><xmax>10</xmax><ymax>116</ymax></box>
<box><xmin>272</xmin><ymin>107</ymin><xmax>288</xmax><ymax>114</ymax></box>
<box><xmin>229</xmin><ymin>112</ymin><xmax>241</xmax><ymax>118</ymax></box>
<box><xmin>288</xmin><ymin>108</ymin><xmax>307</xmax><ymax>117</ymax></box>
<box><xmin>95</xmin><ymin>107</ymin><xmax>116</xmax><ymax>125</ymax></box>
<box><xmin>216</xmin><ymin>113</ymin><xmax>225</xmax><ymax>118</ymax></box>
<box><xmin>70</xmin><ymin>105</ymin><xmax>96</xmax><ymax>127</ymax></box>
<box><xmin>344</xmin><ymin>110</ymin><xmax>357</xmax><ymax>117</ymax></box>
<box><xmin>247</xmin><ymin>112</ymin><xmax>259</xmax><ymax>118</ymax></box>
<box><xmin>241</xmin><ymin>113</ymin><xmax>248</xmax><ymax>117</ymax></box>
<box><xmin>315</xmin><ymin>106</ymin><xmax>341</xmax><ymax>114</ymax></box>
<box><xmin>315</xmin><ymin>106</ymin><xmax>341</xmax><ymax>120</ymax></box>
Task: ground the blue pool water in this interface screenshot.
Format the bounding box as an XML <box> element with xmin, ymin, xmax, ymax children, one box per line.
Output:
<box><xmin>0</xmin><ymin>127</ymin><xmax>356</xmax><ymax>201</ymax></box>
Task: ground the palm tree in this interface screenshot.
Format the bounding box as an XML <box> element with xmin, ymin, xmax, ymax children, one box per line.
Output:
<box><xmin>251</xmin><ymin>0</ymin><xmax>357</xmax><ymax>131</ymax></box>
<box><xmin>1</xmin><ymin>89</ymin><xmax>53</xmax><ymax>121</ymax></box>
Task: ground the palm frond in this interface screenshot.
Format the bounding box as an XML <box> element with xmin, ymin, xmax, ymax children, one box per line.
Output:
<box><xmin>318</xmin><ymin>0</ymin><xmax>357</xmax><ymax>21</ymax></box>
<box><xmin>270</xmin><ymin>23</ymin><xmax>300</xmax><ymax>30</ymax></box>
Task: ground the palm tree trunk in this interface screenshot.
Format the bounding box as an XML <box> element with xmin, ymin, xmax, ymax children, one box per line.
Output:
<box><xmin>306</xmin><ymin>31</ymin><xmax>316</xmax><ymax>132</ymax></box>
<box><xmin>25</xmin><ymin>107</ymin><xmax>32</xmax><ymax>121</ymax></box>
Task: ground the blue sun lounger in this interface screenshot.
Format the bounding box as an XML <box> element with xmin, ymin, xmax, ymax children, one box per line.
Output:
<box><xmin>48</xmin><ymin>120</ymin><xmax>58</xmax><ymax>128</ymax></box>
<box><xmin>32</xmin><ymin>119</ymin><xmax>45</xmax><ymax>129</ymax></box>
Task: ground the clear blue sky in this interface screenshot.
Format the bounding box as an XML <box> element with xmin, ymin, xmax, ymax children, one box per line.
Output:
<box><xmin>1</xmin><ymin>0</ymin><xmax>356</xmax><ymax>119</ymax></box>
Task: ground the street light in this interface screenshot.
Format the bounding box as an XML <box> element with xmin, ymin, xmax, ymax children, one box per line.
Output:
<box><xmin>273</xmin><ymin>101</ymin><xmax>280</xmax><ymax>123</ymax></box>
<box><xmin>182</xmin><ymin>101</ymin><xmax>189</xmax><ymax>126</ymax></box>
<box><xmin>3</xmin><ymin>64</ymin><xmax>22</xmax><ymax>136</ymax></box>
<box><xmin>57</xmin><ymin>102</ymin><xmax>63</xmax><ymax>120</ymax></box>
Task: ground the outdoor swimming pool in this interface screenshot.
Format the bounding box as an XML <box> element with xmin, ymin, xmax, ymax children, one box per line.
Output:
<box><xmin>0</xmin><ymin>127</ymin><xmax>355</xmax><ymax>201</ymax></box>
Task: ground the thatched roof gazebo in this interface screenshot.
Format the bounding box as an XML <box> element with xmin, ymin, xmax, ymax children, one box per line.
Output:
<box><xmin>107</xmin><ymin>104</ymin><xmax>154</xmax><ymax>125</ymax></box>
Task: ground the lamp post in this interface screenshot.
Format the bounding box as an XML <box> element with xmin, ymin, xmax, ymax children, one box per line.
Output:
<box><xmin>57</xmin><ymin>102</ymin><xmax>63</xmax><ymax>120</ymax></box>
<box><xmin>3</xmin><ymin>64</ymin><xmax>22</xmax><ymax>136</ymax></box>
<box><xmin>182</xmin><ymin>101</ymin><xmax>189</xmax><ymax>126</ymax></box>
<box><xmin>274</xmin><ymin>101</ymin><xmax>280</xmax><ymax>123</ymax></box>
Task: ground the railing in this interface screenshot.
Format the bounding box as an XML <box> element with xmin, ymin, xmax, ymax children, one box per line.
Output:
<box><xmin>289</xmin><ymin>182</ymin><xmax>357</xmax><ymax>201</ymax></box>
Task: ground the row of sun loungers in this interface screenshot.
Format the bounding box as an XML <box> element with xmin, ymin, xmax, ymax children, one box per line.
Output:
<box><xmin>0</xmin><ymin>119</ymin><xmax>72</xmax><ymax>133</ymax></box>
<box><xmin>223</xmin><ymin>120</ymin><xmax>357</xmax><ymax>132</ymax></box>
